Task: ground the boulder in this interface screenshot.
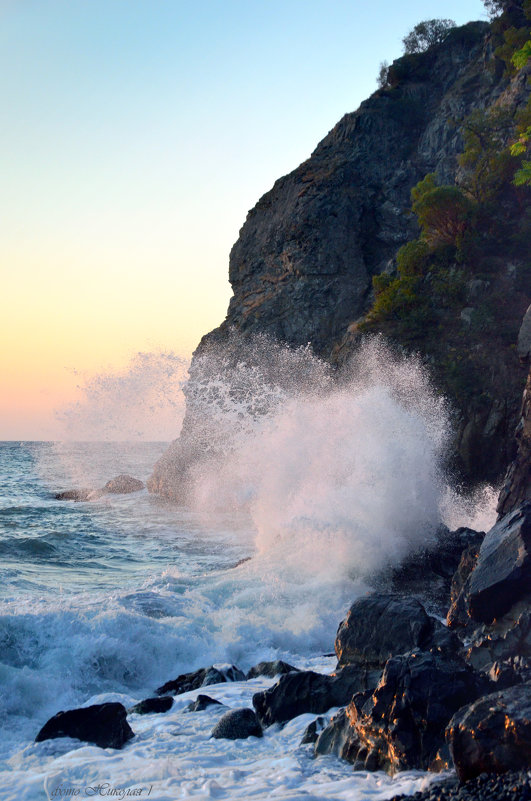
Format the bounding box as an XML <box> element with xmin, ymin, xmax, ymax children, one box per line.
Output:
<box><xmin>467</xmin><ymin>503</ymin><xmax>531</xmax><ymax>624</ymax></box>
<box><xmin>325</xmin><ymin>651</ymin><xmax>491</xmax><ymax>773</ymax></box>
<box><xmin>54</xmin><ymin>489</ymin><xmax>93</xmax><ymax>502</ymax></box>
<box><xmin>335</xmin><ymin>594</ymin><xmax>458</xmax><ymax>669</ymax></box>
<box><xmin>103</xmin><ymin>474</ymin><xmax>145</xmax><ymax>494</ymax></box>
<box><xmin>184</xmin><ymin>694</ymin><xmax>224</xmax><ymax>713</ymax></box>
<box><xmin>314</xmin><ymin>709</ymin><xmax>359</xmax><ymax>759</ymax></box>
<box><xmin>211</xmin><ymin>708</ymin><xmax>263</xmax><ymax>740</ymax></box>
<box><xmin>35</xmin><ymin>702</ymin><xmax>134</xmax><ymax>749</ymax></box>
<box><xmin>252</xmin><ymin>665</ymin><xmax>380</xmax><ymax>727</ymax></box>
<box><xmin>156</xmin><ymin>664</ymin><xmax>244</xmax><ymax>695</ymax></box>
<box><xmin>246</xmin><ymin>660</ymin><xmax>299</xmax><ymax>679</ymax></box>
<box><xmin>446</xmin><ymin>682</ymin><xmax>531</xmax><ymax>782</ymax></box>
<box><xmin>130</xmin><ymin>696</ymin><xmax>173</xmax><ymax>715</ymax></box>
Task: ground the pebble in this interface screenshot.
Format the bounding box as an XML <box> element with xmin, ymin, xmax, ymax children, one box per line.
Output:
<box><xmin>389</xmin><ymin>770</ymin><xmax>531</xmax><ymax>801</ymax></box>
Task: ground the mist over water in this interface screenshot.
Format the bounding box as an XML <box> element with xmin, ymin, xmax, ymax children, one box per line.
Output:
<box><xmin>56</xmin><ymin>350</ymin><xmax>188</xmax><ymax>442</ymax></box>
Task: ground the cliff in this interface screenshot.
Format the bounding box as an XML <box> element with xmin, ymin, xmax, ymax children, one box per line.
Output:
<box><xmin>150</xmin><ymin>19</ymin><xmax>530</xmax><ymax>497</ymax></box>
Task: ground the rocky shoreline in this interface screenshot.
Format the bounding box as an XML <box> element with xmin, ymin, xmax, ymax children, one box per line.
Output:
<box><xmin>42</xmin><ymin>367</ymin><xmax>531</xmax><ymax>796</ymax></box>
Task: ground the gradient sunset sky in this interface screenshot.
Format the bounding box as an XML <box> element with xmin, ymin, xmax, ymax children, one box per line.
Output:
<box><xmin>2</xmin><ymin>0</ymin><xmax>486</xmax><ymax>440</ymax></box>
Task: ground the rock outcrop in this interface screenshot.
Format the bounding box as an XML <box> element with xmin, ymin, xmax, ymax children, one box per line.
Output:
<box><xmin>446</xmin><ymin>682</ymin><xmax>531</xmax><ymax>782</ymax></box>
<box><xmin>35</xmin><ymin>703</ymin><xmax>134</xmax><ymax>749</ymax></box>
<box><xmin>155</xmin><ymin>664</ymin><xmax>245</xmax><ymax>696</ymax></box>
<box><xmin>497</xmin><ymin>366</ymin><xmax>531</xmax><ymax>518</ymax></box>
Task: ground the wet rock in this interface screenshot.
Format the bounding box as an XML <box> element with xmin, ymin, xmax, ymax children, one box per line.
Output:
<box><xmin>467</xmin><ymin>503</ymin><xmax>531</xmax><ymax>624</ymax></box>
<box><xmin>184</xmin><ymin>694</ymin><xmax>224</xmax><ymax>713</ymax></box>
<box><xmin>339</xmin><ymin>651</ymin><xmax>491</xmax><ymax>772</ymax></box>
<box><xmin>466</xmin><ymin>603</ymin><xmax>531</xmax><ymax>676</ymax></box>
<box><xmin>518</xmin><ymin>305</ymin><xmax>531</xmax><ymax>361</ymax></box>
<box><xmin>447</xmin><ymin>543</ymin><xmax>482</xmax><ymax>629</ymax></box>
<box><xmin>300</xmin><ymin>715</ymin><xmax>328</xmax><ymax>745</ymax></box>
<box><xmin>252</xmin><ymin>665</ymin><xmax>380</xmax><ymax>727</ymax></box>
<box><xmin>335</xmin><ymin>594</ymin><xmax>458</xmax><ymax>670</ymax></box>
<box><xmin>156</xmin><ymin>664</ymin><xmax>244</xmax><ymax>695</ymax></box>
<box><xmin>103</xmin><ymin>474</ymin><xmax>145</xmax><ymax>494</ymax></box>
<box><xmin>246</xmin><ymin>660</ymin><xmax>299</xmax><ymax>679</ymax></box>
<box><xmin>497</xmin><ymin>366</ymin><xmax>531</xmax><ymax>517</ymax></box>
<box><xmin>54</xmin><ymin>489</ymin><xmax>94</xmax><ymax>502</ymax></box>
<box><xmin>130</xmin><ymin>696</ymin><xmax>173</xmax><ymax>715</ymax></box>
<box><xmin>211</xmin><ymin>708</ymin><xmax>263</xmax><ymax>740</ymax></box>
<box><xmin>35</xmin><ymin>702</ymin><xmax>134</xmax><ymax>749</ymax></box>
<box><xmin>314</xmin><ymin>709</ymin><xmax>360</xmax><ymax>759</ymax></box>
<box><xmin>384</xmin><ymin>528</ymin><xmax>484</xmax><ymax>614</ymax></box>
<box><xmin>446</xmin><ymin>682</ymin><xmax>531</xmax><ymax>782</ymax></box>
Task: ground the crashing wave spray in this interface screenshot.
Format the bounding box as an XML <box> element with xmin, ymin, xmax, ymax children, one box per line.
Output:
<box><xmin>152</xmin><ymin>334</ymin><xmax>455</xmax><ymax>578</ymax></box>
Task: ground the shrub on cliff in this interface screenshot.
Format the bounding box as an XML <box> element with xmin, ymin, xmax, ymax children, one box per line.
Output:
<box><xmin>402</xmin><ymin>19</ymin><xmax>456</xmax><ymax>53</ymax></box>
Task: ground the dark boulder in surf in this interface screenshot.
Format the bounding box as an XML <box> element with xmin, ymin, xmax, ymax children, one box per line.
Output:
<box><xmin>156</xmin><ymin>664</ymin><xmax>245</xmax><ymax>695</ymax></box>
<box><xmin>184</xmin><ymin>694</ymin><xmax>224</xmax><ymax>713</ymax></box>
<box><xmin>335</xmin><ymin>594</ymin><xmax>458</xmax><ymax>670</ymax></box>
<box><xmin>35</xmin><ymin>702</ymin><xmax>134</xmax><ymax>749</ymax></box>
<box><xmin>246</xmin><ymin>660</ymin><xmax>299</xmax><ymax>679</ymax></box>
<box><xmin>446</xmin><ymin>682</ymin><xmax>531</xmax><ymax>782</ymax></box>
<box><xmin>252</xmin><ymin>665</ymin><xmax>381</xmax><ymax>727</ymax></box>
<box><xmin>130</xmin><ymin>696</ymin><xmax>173</xmax><ymax>715</ymax></box>
<box><xmin>211</xmin><ymin>708</ymin><xmax>263</xmax><ymax>739</ymax></box>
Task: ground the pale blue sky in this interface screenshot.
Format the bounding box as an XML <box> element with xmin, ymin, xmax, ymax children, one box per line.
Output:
<box><xmin>1</xmin><ymin>0</ymin><xmax>487</xmax><ymax>437</ymax></box>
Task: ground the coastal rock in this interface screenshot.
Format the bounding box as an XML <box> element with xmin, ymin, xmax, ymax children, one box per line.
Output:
<box><xmin>388</xmin><ymin>770</ymin><xmax>531</xmax><ymax>801</ymax></box>
<box><xmin>54</xmin><ymin>489</ymin><xmax>94</xmax><ymax>502</ymax></box>
<box><xmin>184</xmin><ymin>695</ymin><xmax>224</xmax><ymax>713</ymax></box>
<box><xmin>103</xmin><ymin>474</ymin><xmax>145</xmax><ymax>494</ymax></box>
<box><xmin>246</xmin><ymin>660</ymin><xmax>299</xmax><ymax>679</ymax></box>
<box><xmin>300</xmin><ymin>715</ymin><xmax>329</xmax><ymax>745</ymax></box>
<box><xmin>446</xmin><ymin>682</ymin><xmax>531</xmax><ymax>782</ymax></box>
<box><xmin>211</xmin><ymin>708</ymin><xmax>263</xmax><ymax>740</ymax></box>
<box><xmin>252</xmin><ymin>665</ymin><xmax>380</xmax><ymax>727</ymax></box>
<box><xmin>384</xmin><ymin>527</ymin><xmax>484</xmax><ymax>614</ymax></box>
<box><xmin>467</xmin><ymin>503</ymin><xmax>531</xmax><ymax>624</ymax></box>
<box><xmin>335</xmin><ymin>594</ymin><xmax>458</xmax><ymax>669</ymax></box>
<box><xmin>497</xmin><ymin>367</ymin><xmax>531</xmax><ymax>518</ymax></box>
<box><xmin>447</xmin><ymin>543</ymin><xmax>482</xmax><ymax>629</ymax></box>
<box><xmin>466</xmin><ymin>602</ymin><xmax>531</xmax><ymax>677</ymax></box>
<box><xmin>517</xmin><ymin>304</ymin><xmax>531</xmax><ymax>361</ymax></box>
<box><xmin>156</xmin><ymin>664</ymin><xmax>244</xmax><ymax>695</ymax></box>
<box><xmin>314</xmin><ymin>709</ymin><xmax>360</xmax><ymax>759</ymax></box>
<box><xmin>130</xmin><ymin>696</ymin><xmax>173</xmax><ymax>715</ymax></box>
<box><xmin>343</xmin><ymin>651</ymin><xmax>491</xmax><ymax>772</ymax></box>
<box><xmin>35</xmin><ymin>702</ymin><xmax>134</xmax><ymax>749</ymax></box>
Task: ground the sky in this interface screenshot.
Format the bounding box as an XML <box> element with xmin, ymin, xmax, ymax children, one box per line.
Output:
<box><xmin>1</xmin><ymin>0</ymin><xmax>487</xmax><ymax>439</ymax></box>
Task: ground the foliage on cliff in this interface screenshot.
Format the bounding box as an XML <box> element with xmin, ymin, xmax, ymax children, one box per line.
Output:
<box><xmin>360</xmin><ymin>3</ymin><xmax>531</xmax><ymax>480</ymax></box>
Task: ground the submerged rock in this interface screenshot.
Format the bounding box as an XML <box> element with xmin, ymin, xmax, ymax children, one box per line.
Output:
<box><xmin>246</xmin><ymin>660</ymin><xmax>299</xmax><ymax>679</ymax></box>
<box><xmin>35</xmin><ymin>702</ymin><xmax>134</xmax><ymax>749</ymax></box>
<box><xmin>467</xmin><ymin>503</ymin><xmax>531</xmax><ymax>624</ymax></box>
<box><xmin>252</xmin><ymin>665</ymin><xmax>380</xmax><ymax>727</ymax></box>
<box><xmin>446</xmin><ymin>682</ymin><xmax>531</xmax><ymax>782</ymax></box>
<box><xmin>211</xmin><ymin>708</ymin><xmax>263</xmax><ymax>740</ymax></box>
<box><xmin>184</xmin><ymin>694</ymin><xmax>224</xmax><ymax>713</ymax></box>
<box><xmin>156</xmin><ymin>664</ymin><xmax>244</xmax><ymax>695</ymax></box>
<box><xmin>130</xmin><ymin>696</ymin><xmax>173</xmax><ymax>715</ymax></box>
<box><xmin>335</xmin><ymin>594</ymin><xmax>458</xmax><ymax>669</ymax></box>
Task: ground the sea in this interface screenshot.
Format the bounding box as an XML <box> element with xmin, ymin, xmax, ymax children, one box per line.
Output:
<box><xmin>0</xmin><ymin>343</ymin><xmax>498</xmax><ymax>801</ymax></box>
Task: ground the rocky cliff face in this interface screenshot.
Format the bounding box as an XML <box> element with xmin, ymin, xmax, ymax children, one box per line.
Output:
<box><xmin>151</xmin><ymin>20</ymin><xmax>530</xmax><ymax>497</ymax></box>
<box><xmin>199</xmin><ymin>22</ymin><xmax>501</xmax><ymax>357</ymax></box>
